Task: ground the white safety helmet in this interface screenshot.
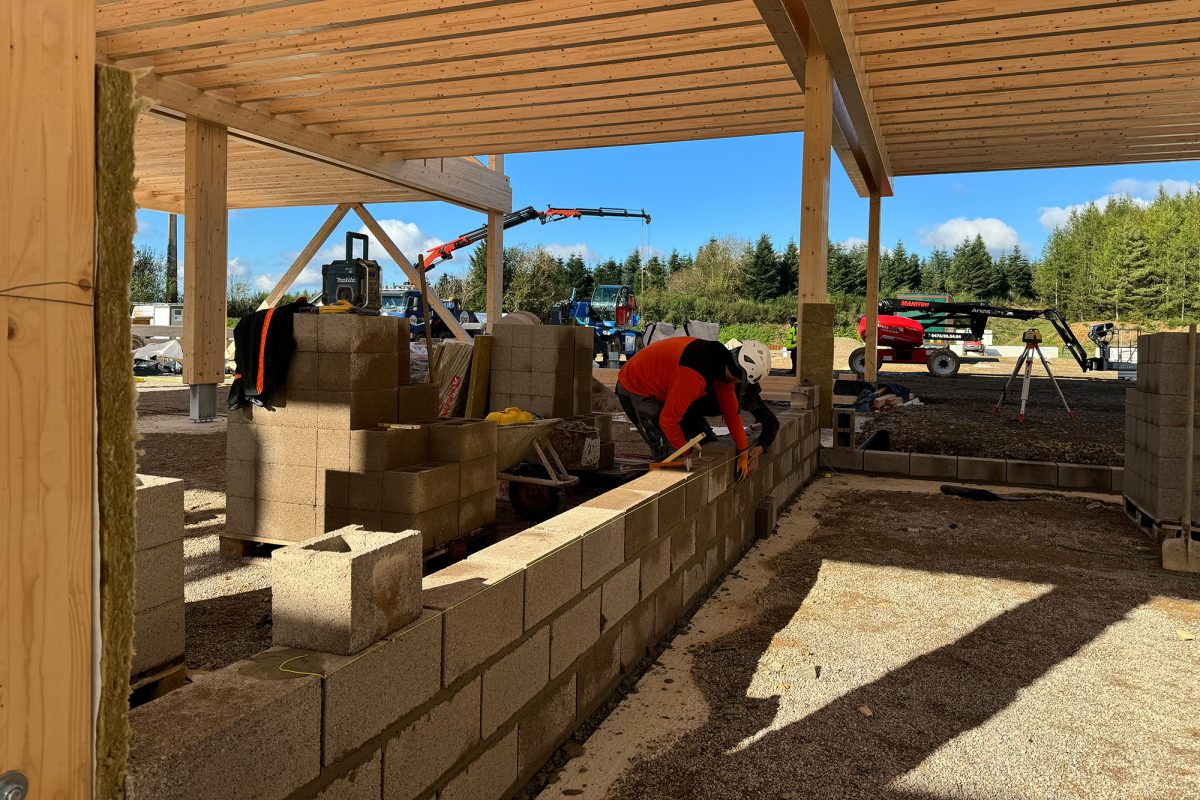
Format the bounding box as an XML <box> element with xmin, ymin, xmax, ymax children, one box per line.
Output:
<box><xmin>736</xmin><ymin>340</ymin><xmax>771</xmax><ymax>384</ymax></box>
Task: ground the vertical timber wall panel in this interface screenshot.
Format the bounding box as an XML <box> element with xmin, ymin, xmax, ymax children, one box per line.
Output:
<box><xmin>182</xmin><ymin>118</ymin><xmax>228</xmax><ymax>385</ymax></box>
<box><xmin>1</xmin><ymin>0</ymin><xmax>96</xmax><ymax>794</ymax></box>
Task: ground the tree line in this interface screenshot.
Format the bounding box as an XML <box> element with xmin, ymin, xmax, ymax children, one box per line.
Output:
<box><xmin>1033</xmin><ymin>187</ymin><xmax>1200</xmax><ymax>323</ymax></box>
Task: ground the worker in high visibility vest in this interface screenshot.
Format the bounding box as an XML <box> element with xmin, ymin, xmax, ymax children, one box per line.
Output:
<box><xmin>785</xmin><ymin>316</ymin><xmax>798</xmax><ymax>372</ymax></box>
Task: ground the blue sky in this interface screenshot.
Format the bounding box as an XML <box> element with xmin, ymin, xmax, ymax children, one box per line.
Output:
<box><xmin>133</xmin><ymin>132</ymin><xmax>1200</xmax><ymax>294</ymax></box>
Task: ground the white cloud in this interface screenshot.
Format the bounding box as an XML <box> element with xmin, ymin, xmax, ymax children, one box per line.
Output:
<box><xmin>1108</xmin><ymin>178</ymin><xmax>1193</xmax><ymax>198</ymax></box>
<box><xmin>1038</xmin><ymin>194</ymin><xmax>1149</xmax><ymax>230</ymax></box>
<box><xmin>313</xmin><ymin>218</ymin><xmax>441</xmax><ymax>268</ymax></box>
<box><xmin>919</xmin><ymin>217</ymin><xmax>1021</xmax><ymax>256</ymax></box>
<box><xmin>252</xmin><ymin>266</ymin><xmax>321</xmax><ymax>294</ymax></box>
<box><xmin>228</xmin><ymin>257</ymin><xmax>250</xmax><ymax>278</ymax></box>
<box><xmin>839</xmin><ymin>236</ymin><xmax>867</xmax><ymax>250</ymax></box>
<box><xmin>542</xmin><ymin>243</ymin><xmax>599</xmax><ymax>263</ymax></box>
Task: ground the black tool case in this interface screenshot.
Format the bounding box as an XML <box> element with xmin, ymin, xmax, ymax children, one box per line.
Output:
<box><xmin>321</xmin><ymin>232</ymin><xmax>382</xmax><ymax>310</ymax></box>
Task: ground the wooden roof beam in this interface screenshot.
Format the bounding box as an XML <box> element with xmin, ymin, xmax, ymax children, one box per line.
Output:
<box><xmin>134</xmin><ymin>71</ymin><xmax>512</xmax><ymax>213</ymax></box>
<box><xmin>755</xmin><ymin>0</ymin><xmax>892</xmax><ymax>197</ymax></box>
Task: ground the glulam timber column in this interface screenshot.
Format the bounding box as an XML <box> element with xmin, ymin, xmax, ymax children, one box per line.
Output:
<box><xmin>797</xmin><ymin>36</ymin><xmax>835</xmax><ymax>427</ymax></box>
<box><xmin>865</xmin><ymin>195</ymin><xmax>881</xmax><ymax>383</ymax></box>
<box><xmin>486</xmin><ymin>155</ymin><xmax>505</xmax><ymax>329</ymax></box>
<box><xmin>182</xmin><ymin>118</ymin><xmax>228</xmax><ymax>421</ymax></box>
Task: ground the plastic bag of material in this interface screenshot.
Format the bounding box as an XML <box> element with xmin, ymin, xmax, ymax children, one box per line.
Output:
<box><xmin>683</xmin><ymin>320</ymin><xmax>720</xmax><ymax>341</ymax></box>
<box><xmin>430</xmin><ymin>339</ymin><xmax>474</xmax><ymax>417</ymax></box>
<box><xmin>409</xmin><ymin>343</ymin><xmax>429</xmax><ymax>383</ymax></box>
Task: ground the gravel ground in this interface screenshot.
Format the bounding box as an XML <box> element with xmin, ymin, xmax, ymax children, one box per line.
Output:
<box><xmin>857</xmin><ymin>372</ymin><xmax>1125</xmax><ymax>465</ymax></box>
<box><xmin>539</xmin><ymin>474</ymin><xmax>1200</xmax><ymax>800</ymax></box>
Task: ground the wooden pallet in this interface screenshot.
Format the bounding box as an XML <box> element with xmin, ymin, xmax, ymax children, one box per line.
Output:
<box><xmin>423</xmin><ymin>522</ymin><xmax>500</xmax><ymax>574</ymax></box>
<box><xmin>1124</xmin><ymin>496</ymin><xmax>1184</xmax><ymax>544</ymax></box>
<box><xmin>129</xmin><ymin>658</ymin><xmax>188</xmax><ymax>708</ymax></box>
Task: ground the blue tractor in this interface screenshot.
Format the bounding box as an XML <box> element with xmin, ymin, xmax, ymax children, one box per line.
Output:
<box><xmin>552</xmin><ymin>284</ymin><xmax>642</xmax><ymax>367</ymax></box>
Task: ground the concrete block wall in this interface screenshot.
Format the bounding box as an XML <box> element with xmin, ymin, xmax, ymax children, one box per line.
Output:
<box><xmin>490</xmin><ymin>324</ymin><xmax>593</xmax><ymax>417</ymax></box>
<box><xmin>1125</xmin><ymin>332</ymin><xmax>1200</xmax><ymax>524</ymax></box>
<box><xmin>128</xmin><ymin>409</ymin><xmax>821</xmax><ymax>800</ymax></box>
<box><xmin>132</xmin><ymin>474</ymin><xmax>186</xmax><ymax>677</ymax></box>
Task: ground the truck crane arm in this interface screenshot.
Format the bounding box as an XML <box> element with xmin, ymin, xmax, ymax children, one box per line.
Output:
<box><xmin>417</xmin><ymin>205</ymin><xmax>651</xmax><ymax>272</ymax></box>
<box><xmin>877</xmin><ymin>299</ymin><xmax>1091</xmax><ymax>371</ymax></box>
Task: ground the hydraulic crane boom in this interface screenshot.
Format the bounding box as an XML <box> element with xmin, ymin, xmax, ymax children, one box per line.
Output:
<box><xmin>417</xmin><ymin>205</ymin><xmax>651</xmax><ymax>272</ymax></box>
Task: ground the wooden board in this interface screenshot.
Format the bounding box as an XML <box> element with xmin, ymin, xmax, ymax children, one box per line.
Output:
<box><xmin>182</xmin><ymin>118</ymin><xmax>229</xmax><ymax>386</ymax></box>
<box><xmin>3</xmin><ymin>0</ymin><xmax>95</xmax><ymax>794</ymax></box>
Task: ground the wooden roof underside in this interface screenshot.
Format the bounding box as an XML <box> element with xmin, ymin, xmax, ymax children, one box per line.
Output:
<box><xmin>134</xmin><ymin>114</ymin><xmax>433</xmax><ymax>212</ymax></box>
<box><xmin>102</xmin><ymin>0</ymin><xmax>1200</xmax><ymax>206</ymax></box>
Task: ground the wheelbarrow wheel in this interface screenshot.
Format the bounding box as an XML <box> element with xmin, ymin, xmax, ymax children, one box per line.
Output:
<box><xmin>508</xmin><ymin>480</ymin><xmax>562</xmax><ymax>521</ymax></box>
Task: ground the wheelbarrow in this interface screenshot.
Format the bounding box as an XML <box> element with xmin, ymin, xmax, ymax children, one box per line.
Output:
<box><xmin>495</xmin><ymin>418</ymin><xmax>581</xmax><ymax>520</ymax></box>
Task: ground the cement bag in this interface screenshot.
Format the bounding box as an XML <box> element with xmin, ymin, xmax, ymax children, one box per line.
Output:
<box><xmin>642</xmin><ymin>321</ymin><xmax>678</xmax><ymax>345</ymax></box>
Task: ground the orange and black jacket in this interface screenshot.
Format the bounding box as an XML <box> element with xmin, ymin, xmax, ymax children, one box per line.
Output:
<box><xmin>618</xmin><ymin>336</ymin><xmax>750</xmax><ymax>452</ymax></box>
<box><xmin>228</xmin><ymin>300</ymin><xmax>313</xmax><ymax>410</ymax></box>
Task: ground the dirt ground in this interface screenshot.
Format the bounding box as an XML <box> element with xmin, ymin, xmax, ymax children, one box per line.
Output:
<box><xmin>540</xmin><ymin>475</ymin><xmax>1200</xmax><ymax>800</ymax></box>
<box><xmin>858</xmin><ymin>372</ymin><xmax>1126</xmax><ymax>465</ymax></box>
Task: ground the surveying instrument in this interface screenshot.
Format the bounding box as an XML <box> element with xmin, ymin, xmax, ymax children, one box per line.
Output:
<box><xmin>993</xmin><ymin>328</ymin><xmax>1076</xmax><ymax>422</ymax></box>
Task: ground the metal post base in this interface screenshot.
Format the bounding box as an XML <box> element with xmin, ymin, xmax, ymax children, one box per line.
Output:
<box><xmin>189</xmin><ymin>383</ymin><xmax>217</xmax><ymax>423</ymax></box>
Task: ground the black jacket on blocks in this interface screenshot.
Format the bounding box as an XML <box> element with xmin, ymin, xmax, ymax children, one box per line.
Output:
<box><xmin>228</xmin><ymin>300</ymin><xmax>312</xmax><ymax>410</ymax></box>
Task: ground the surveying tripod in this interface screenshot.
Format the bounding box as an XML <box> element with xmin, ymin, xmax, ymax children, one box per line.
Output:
<box><xmin>993</xmin><ymin>328</ymin><xmax>1076</xmax><ymax>422</ymax></box>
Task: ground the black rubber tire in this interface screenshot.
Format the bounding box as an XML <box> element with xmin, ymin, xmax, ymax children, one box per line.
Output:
<box><xmin>848</xmin><ymin>347</ymin><xmax>867</xmax><ymax>376</ymax></box>
<box><xmin>926</xmin><ymin>348</ymin><xmax>961</xmax><ymax>377</ymax></box>
<box><xmin>508</xmin><ymin>481</ymin><xmax>562</xmax><ymax>521</ymax></box>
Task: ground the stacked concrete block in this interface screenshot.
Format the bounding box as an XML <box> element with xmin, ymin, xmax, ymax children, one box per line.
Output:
<box><xmin>127</xmin><ymin>405</ymin><xmax>823</xmax><ymax>800</ymax></box>
<box><xmin>1125</xmin><ymin>332</ymin><xmax>1200</xmax><ymax>525</ymax></box>
<box><xmin>226</xmin><ymin>314</ymin><xmax>410</xmax><ymax>544</ymax></box>
<box><xmin>490</xmin><ymin>323</ymin><xmax>593</xmax><ymax>418</ymax></box>
<box><xmin>132</xmin><ymin>474</ymin><xmax>186</xmax><ymax>677</ymax></box>
<box><xmin>272</xmin><ymin>525</ymin><xmax>423</xmax><ymax>655</ymax></box>
<box><xmin>432</xmin><ymin>418</ymin><xmax>499</xmax><ymax>536</ymax></box>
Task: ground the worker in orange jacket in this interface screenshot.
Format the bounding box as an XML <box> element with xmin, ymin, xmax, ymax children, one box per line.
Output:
<box><xmin>615</xmin><ymin>337</ymin><xmax>771</xmax><ymax>479</ymax></box>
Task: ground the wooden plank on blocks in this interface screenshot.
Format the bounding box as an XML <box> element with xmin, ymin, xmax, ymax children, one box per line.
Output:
<box><xmin>183</xmin><ymin>117</ymin><xmax>228</xmax><ymax>385</ymax></box>
<box><xmin>1</xmin><ymin>0</ymin><xmax>95</xmax><ymax>793</ymax></box>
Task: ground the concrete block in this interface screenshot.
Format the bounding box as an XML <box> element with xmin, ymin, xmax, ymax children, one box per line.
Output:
<box><xmin>293</xmin><ymin>313</ymin><xmax>319</xmax><ymax>352</ymax></box>
<box><xmin>346</xmin><ymin>470</ymin><xmax>384</xmax><ymax>511</ymax></box>
<box><xmin>790</xmin><ymin>384</ymin><xmax>818</xmax><ymax>410</ymax></box>
<box><xmin>224</xmin><ymin>495</ymin><xmax>255</xmax><ymax>537</ymax></box>
<box><xmin>397</xmin><ymin>383</ymin><xmax>440</xmax><ymax>422</ymax></box>
<box><xmin>319</xmin><ymin>389</ymin><xmax>400</xmax><ymax>430</ymax></box>
<box><xmin>536</xmin><ymin>504</ymin><xmax>623</xmax><ymax>538</ymax></box>
<box><xmin>429</xmin><ymin>418</ymin><xmax>497</xmax><ymax>461</ymax></box>
<box><xmin>518</xmin><ymin>675</ymin><xmax>577</xmax><ymax>781</ymax></box>
<box><xmin>257</xmin><ymin>425</ymin><xmax>319</xmax><ymax>466</ymax></box>
<box><xmin>821</xmin><ymin>446</ymin><xmax>863</xmax><ymax>472</ymax></box>
<box><xmin>134</xmin><ymin>540</ymin><xmax>184</xmax><ymax>614</ymax></box>
<box><xmin>575</xmin><ymin>627</ymin><xmax>620</xmax><ymax>720</ymax></box>
<box><xmin>383</xmin><ymin>462</ymin><xmax>460</xmax><ymax>513</ymax></box>
<box><xmin>318</xmin><ymin>313</ymin><xmax>401</xmax><ymax>354</ymax></box>
<box><xmin>531</xmin><ymin>345</ymin><xmax>571</xmax><ymax>372</ymax></box>
<box><xmin>318</xmin><ymin>351</ymin><xmax>398</xmax><ymax>392</ymax></box>
<box><xmin>311</xmin><ymin>611</ymin><xmax>442</xmax><ymax>765</ymax></box>
<box><xmin>550</xmin><ymin>588</ymin><xmax>601</xmax><ymax>676</ymax></box>
<box><xmin>909</xmin><ymin>453</ymin><xmax>958</xmax><ymax>479</ymax></box>
<box><xmin>1057</xmin><ymin>462</ymin><xmax>1115</xmax><ymax>492</ymax></box>
<box><xmin>316</xmin><ymin>750</ymin><xmax>381</xmax><ymax>800</ymax></box>
<box><xmin>640</xmin><ymin>534</ymin><xmax>671</xmax><ymax>597</ymax></box>
<box><xmin>256</xmin><ymin>462</ymin><xmax>318</xmax><ymax>506</ymax></box>
<box><xmin>530</xmin><ymin>325</ymin><xmax>574</xmax><ymax>349</ymax></box>
<box><xmin>695</xmin><ymin>502</ymin><xmax>718</xmax><ymax>546</ymax></box>
<box><xmin>459</xmin><ymin>489</ymin><xmax>497</xmax><ymax>535</ymax></box>
<box><xmin>272</xmin><ymin>526</ymin><xmax>423</xmax><ymax>655</ymax></box>
<box><xmin>384</xmin><ymin>678</ymin><xmax>481</xmax><ymax>800</ymax></box>
<box><xmin>753</xmin><ymin>501</ymin><xmax>776</xmax><ymax>540</ymax></box>
<box><xmin>255</xmin><ymin>499</ymin><xmax>320</xmax><ymax>542</ymax></box>
<box><xmin>630</xmin><ymin>469</ymin><xmax>688</xmax><ymax>535</ymax></box>
<box><xmin>685</xmin><ymin>470</ymin><xmax>709</xmax><ymax>515</ymax></box>
<box><xmin>439</xmin><ymin>728</ymin><xmax>517</xmax><ymax>800</ymax></box>
<box><xmin>134</xmin><ymin>474</ymin><xmax>185</xmax><ymax>550</ymax></box>
<box><xmin>1111</xmin><ymin>466</ymin><xmax>1124</xmax><ymax>494</ymax></box>
<box><xmin>957</xmin><ymin>456</ymin><xmax>1006</xmax><ymax>484</ymax></box>
<box><xmin>582</xmin><ymin>487</ymin><xmax>657</xmax><ymax>558</ymax></box>
<box><xmin>704</xmin><ymin>542</ymin><xmax>720</xmax><ymax>583</ymax></box>
<box><xmin>654</xmin><ymin>571</ymin><xmax>684</xmax><ymax>638</ymax></box>
<box><xmin>423</xmin><ymin>561</ymin><xmax>524</xmax><ymax>685</ymax></box>
<box><xmin>670</xmin><ymin>519</ymin><xmax>696</xmax><ymax>572</ymax></box>
<box><xmin>126</xmin><ymin>653</ymin><xmax>321</xmax><ymax>800</ymax></box>
<box><xmin>382</xmin><ymin>502</ymin><xmax>459</xmax><ymax>551</ymax></box>
<box><xmin>482</xmin><ymin>627</ymin><xmax>550</xmax><ymax>736</ymax></box>
<box><xmin>459</xmin><ymin>454</ymin><xmax>497</xmax><ymax>498</ymax></box>
<box><xmin>863</xmin><ymin>450</ymin><xmax>910</xmax><ymax>476</ymax></box>
<box><xmin>1006</xmin><ymin>459</ymin><xmax>1058</xmax><ymax>487</ymax></box>
<box><xmin>226</xmin><ymin>459</ymin><xmax>256</xmax><ymax>499</ymax></box>
<box><xmin>601</xmin><ymin>560</ymin><xmax>639</xmax><ymax>632</ymax></box>
<box><xmin>131</xmin><ymin>599</ymin><xmax>185</xmax><ymax>676</ymax></box>
<box><xmin>682</xmin><ymin>558</ymin><xmax>707</xmax><ymax>607</ymax></box>
<box><xmin>581</xmin><ymin>517</ymin><xmax>625</xmax><ymax>588</ymax></box>
<box><xmin>469</xmin><ymin>529</ymin><xmax>581</xmax><ymax>629</ymax></box>
<box><xmin>317</xmin><ymin>429</ymin><xmax>352</xmax><ymax>472</ymax></box>
<box><xmin>619</xmin><ymin>596</ymin><xmax>656</xmax><ymax>669</ymax></box>
<box><xmin>494</xmin><ymin>322</ymin><xmax>532</xmax><ymax>347</ymax></box>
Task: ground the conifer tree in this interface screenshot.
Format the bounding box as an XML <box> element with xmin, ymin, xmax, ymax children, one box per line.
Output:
<box><xmin>745</xmin><ymin>233</ymin><xmax>781</xmax><ymax>301</ymax></box>
<box><xmin>779</xmin><ymin>240</ymin><xmax>799</xmax><ymax>294</ymax></box>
